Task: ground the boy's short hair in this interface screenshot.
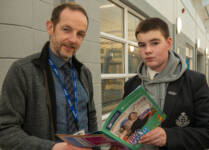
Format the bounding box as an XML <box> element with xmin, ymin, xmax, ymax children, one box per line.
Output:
<box><xmin>135</xmin><ymin>17</ymin><xmax>169</xmax><ymax>39</ymax></box>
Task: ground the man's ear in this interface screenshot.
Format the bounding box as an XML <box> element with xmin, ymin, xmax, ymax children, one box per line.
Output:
<box><xmin>46</xmin><ymin>20</ymin><xmax>54</xmax><ymax>36</ymax></box>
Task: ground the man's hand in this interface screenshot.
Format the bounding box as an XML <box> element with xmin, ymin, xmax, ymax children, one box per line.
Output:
<box><xmin>52</xmin><ymin>142</ymin><xmax>92</xmax><ymax>150</ymax></box>
<box><xmin>139</xmin><ymin>127</ymin><xmax>166</xmax><ymax>147</ymax></box>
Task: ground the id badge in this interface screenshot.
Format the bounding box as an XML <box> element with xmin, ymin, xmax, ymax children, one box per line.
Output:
<box><xmin>73</xmin><ymin>129</ymin><xmax>85</xmax><ymax>135</ymax></box>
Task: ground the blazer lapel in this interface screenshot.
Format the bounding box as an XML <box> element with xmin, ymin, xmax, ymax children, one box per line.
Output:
<box><xmin>162</xmin><ymin>75</ymin><xmax>185</xmax><ymax>126</ymax></box>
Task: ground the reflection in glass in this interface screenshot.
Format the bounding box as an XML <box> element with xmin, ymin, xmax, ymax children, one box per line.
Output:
<box><xmin>185</xmin><ymin>47</ymin><xmax>193</xmax><ymax>70</ymax></box>
<box><xmin>128</xmin><ymin>45</ymin><xmax>140</xmax><ymax>73</ymax></box>
<box><xmin>128</xmin><ymin>12</ymin><xmax>141</xmax><ymax>42</ymax></box>
<box><xmin>101</xmin><ymin>38</ymin><xmax>124</xmax><ymax>74</ymax></box>
<box><xmin>100</xmin><ymin>0</ymin><xmax>124</xmax><ymax>37</ymax></box>
<box><xmin>102</xmin><ymin>78</ymin><xmax>124</xmax><ymax>114</ymax></box>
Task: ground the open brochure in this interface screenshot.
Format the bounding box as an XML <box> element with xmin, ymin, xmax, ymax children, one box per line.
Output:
<box><xmin>57</xmin><ymin>86</ymin><xmax>166</xmax><ymax>150</ymax></box>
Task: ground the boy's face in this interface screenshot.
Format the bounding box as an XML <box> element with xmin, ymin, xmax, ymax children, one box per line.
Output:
<box><xmin>137</xmin><ymin>30</ymin><xmax>172</xmax><ymax>72</ymax></box>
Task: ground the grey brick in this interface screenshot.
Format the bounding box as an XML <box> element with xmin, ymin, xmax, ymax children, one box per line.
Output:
<box><xmin>0</xmin><ymin>24</ymin><xmax>33</xmax><ymax>58</ymax></box>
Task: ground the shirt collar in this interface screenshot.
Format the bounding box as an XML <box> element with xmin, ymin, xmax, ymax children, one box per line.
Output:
<box><xmin>49</xmin><ymin>48</ymin><xmax>72</xmax><ymax>68</ymax></box>
<box><xmin>147</xmin><ymin>67</ymin><xmax>159</xmax><ymax>80</ymax></box>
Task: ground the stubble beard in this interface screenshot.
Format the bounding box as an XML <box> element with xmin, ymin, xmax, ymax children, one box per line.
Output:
<box><xmin>51</xmin><ymin>36</ymin><xmax>72</xmax><ymax>62</ymax></box>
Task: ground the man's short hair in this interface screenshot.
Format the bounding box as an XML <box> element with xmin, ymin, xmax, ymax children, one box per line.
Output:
<box><xmin>51</xmin><ymin>2</ymin><xmax>89</xmax><ymax>28</ymax></box>
<box><xmin>135</xmin><ymin>17</ymin><xmax>169</xmax><ymax>39</ymax></box>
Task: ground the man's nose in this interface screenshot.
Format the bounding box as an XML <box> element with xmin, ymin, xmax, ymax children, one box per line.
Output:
<box><xmin>68</xmin><ymin>32</ymin><xmax>77</xmax><ymax>43</ymax></box>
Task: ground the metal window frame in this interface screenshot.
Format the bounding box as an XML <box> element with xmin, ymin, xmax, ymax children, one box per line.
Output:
<box><xmin>100</xmin><ymin>0</ymin><xmax>143</xmax><ymax>80</ymax></box>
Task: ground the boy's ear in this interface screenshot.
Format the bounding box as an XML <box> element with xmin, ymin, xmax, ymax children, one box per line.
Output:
<box><xmin>167</xmin><ymin>37</ymin><xmax>172</xmax><ymax>51</ymax></box>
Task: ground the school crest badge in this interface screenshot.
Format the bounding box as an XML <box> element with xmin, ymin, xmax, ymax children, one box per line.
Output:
<box><xmin>176</xmin><ymin>112</ymin><xmax>190</xmax><ymax>127</ymax></box>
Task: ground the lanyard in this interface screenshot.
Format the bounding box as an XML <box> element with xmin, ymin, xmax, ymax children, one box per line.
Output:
<box><xmin>48</xmin><ymin>58</ymin><xmax>78</xmax><ymax>122</ymax></box>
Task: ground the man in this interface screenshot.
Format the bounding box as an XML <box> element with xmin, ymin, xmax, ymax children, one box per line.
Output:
<box><xmin>0</xmin><ymin>2</ymin><xmax>97</xmax><ymax>150</ymax></box>
<box><xmin>112</xmin><ymin>17</ymin><xmax>209</xmax><ymax>150</ymax></box>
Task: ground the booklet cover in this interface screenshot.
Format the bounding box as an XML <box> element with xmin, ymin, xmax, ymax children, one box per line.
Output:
<box><xmin>57</xmin><ymin>86</ymin><xmax>166</xmax><ymax>150</ymax></box>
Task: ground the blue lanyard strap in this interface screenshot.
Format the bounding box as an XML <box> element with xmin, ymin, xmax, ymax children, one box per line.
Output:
<box><xmin>48</xmin><ymin>58</ymin><xmax>78</xmax><ymax>122</ymax></box>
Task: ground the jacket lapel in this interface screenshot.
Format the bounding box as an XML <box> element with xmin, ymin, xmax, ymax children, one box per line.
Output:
<box><xmin>162</xmin><ymin>74</ymin><xmax>185</xmax><ymax>126</ymax></box>
<box><xmin>32</xmin><ymin>42</ymin><xmax>57</xmax><ymax>139</ymax></box>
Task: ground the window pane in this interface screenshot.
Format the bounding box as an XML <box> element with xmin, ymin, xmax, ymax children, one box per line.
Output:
<box><xmin>128</xmin><ymin>12</ymin><xmax>141</xmax><ymax>42</ymax></box>
<box><xmin>102</xmin><ymin>78</ymin><xmax>124</xmax><ymax>114</ymax></box>
<box><xmin>128</xmin><ymin>45</ymin><xmax>140</xmax><ymax>73</ymax></box>
<box><xmin>101</xmin><ymin>38</ymin><xmax>125</xmax><ymax>74</ymax></box>
<box><xmin>189</xmin><ymin>49</ymin><xmax>193</xmax><ymax>57</ymax></box>
<box><xmin>186</xmin><ymin>47</ymin><xmax>189</xmax><ymax>57</ymax></box>
<box><xmin>176</xmin><ymin>48</ymin><xmax>180</xmax><ymax>54</ymax></box>
<box><xmin>190</xmin><ymin>60</ymin><xmax>193</xmax><ymax>69</ymax></box>
<box><xmin>100</xmin><ymin>1</ymin><xmax>124</xmax><ymax>37</ymax></box>
<box><xmin>186</xmin><ymin>57</ymin><xmax>192</xmax><ymax>69</ymax></box>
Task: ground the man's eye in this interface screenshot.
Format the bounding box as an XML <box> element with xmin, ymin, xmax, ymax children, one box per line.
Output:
<box><xmin>77</xmin><ymin>32</ymin><xmax>85</xmax><ymax>38</ymax></box>
<box><xmin>63</xmin><ymin>28</ymin><xmax>70</xmax><ymax>32</ymax></box>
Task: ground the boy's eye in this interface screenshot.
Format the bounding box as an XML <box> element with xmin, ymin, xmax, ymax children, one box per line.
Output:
<box><xmin>151</xmin><ymin>42</ymin><xmax>159</xmax><ymax>46</ymax></box>
<box><xmin>138</xmin><ymin>43</ymin><xmax>145</xmax><ymax>48</ymax></box>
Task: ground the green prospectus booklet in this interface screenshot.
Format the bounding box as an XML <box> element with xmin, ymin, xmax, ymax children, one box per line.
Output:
<box><xmin>57</xmin><ymin>86</ymin><xmax>166</xmax><ymax>150</ymax></box>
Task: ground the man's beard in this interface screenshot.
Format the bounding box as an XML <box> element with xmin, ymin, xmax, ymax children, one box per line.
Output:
<box><xmin>54</xmin><ymin>46</ymin><xmax>69</xmax><ymax>61</ymax></box>
<box><xmin>52</xmin><ymin>36</ymin><xmax>75</xmax><ymax>61</ymax></box>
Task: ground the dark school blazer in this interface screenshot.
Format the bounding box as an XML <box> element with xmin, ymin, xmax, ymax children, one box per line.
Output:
<box><xmin>123</xmin><ymin>70</ymin><xmax>209</xmax><ymax>150</ymax></box>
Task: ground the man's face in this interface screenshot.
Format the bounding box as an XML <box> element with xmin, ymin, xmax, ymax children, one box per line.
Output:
<box><xmin>46</xmin><ymin>8</ymin><xmax>87</xmax><ymax>61</ymax></box>
<box><xmin>137</xmin><ymin>30</ymin><xmax>172</xmax><ymax>72</ymax></box>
